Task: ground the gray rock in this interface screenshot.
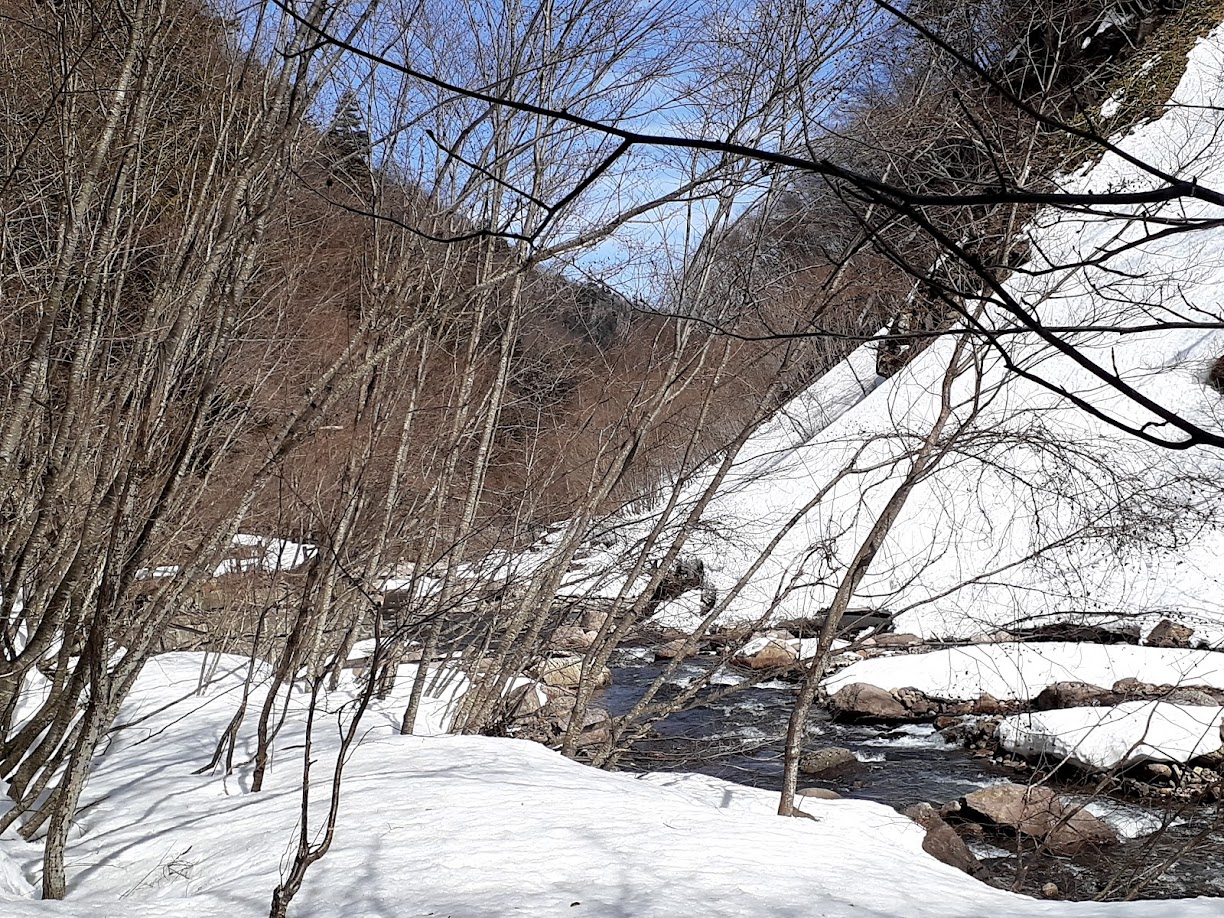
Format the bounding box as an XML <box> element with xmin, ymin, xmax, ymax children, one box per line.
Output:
<box><xmin>904</xmin><ymin>803</ymin><xmax>979</xmax><ymax>875</ymax></box>
<box><xmin>799</xmin><ymin>746</ymin><xmax>860</xmax><ymax>778</ymax></box>
<box><xmin>827</xmin><ymin>683</ymin><xmax>909</xmax><ymax>721</ymax></box>
<box><xmin>961</xmin><ymin>783</ymin><xmax>1117</xmax><ymax>857</ymax></box>
<box><xmin>796</xmin><ymin>787</ymin><xmax>842</xmax><ymax>799</ymax></box>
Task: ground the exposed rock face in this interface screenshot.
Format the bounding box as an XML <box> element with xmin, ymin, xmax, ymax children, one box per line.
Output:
<box><xmin>1146</xmin><ymin>619</ymin><xmax>1194</xmax><ymax>648</ymax></box>
<box><xmin>799</xmin><ymin>746</ymin><xmax>860</xmax><ymax>778</ymax></box>
<box><xmin>961</xmin><ymin>784</ymin><xmax>1117</xmax><ymax>857</ymax></box>
<box><xmin>904</xmin><ymin>803</ymin><xmax>979</xmax><ymax>875</ymax></box>
<box><xmin>827</xmin><ymin>683</ymin><xmax>909</xmax><ymax>721</ymax></box>
<box><xmin>1033</xmin><ymin>681</ymin><xmax>1113</xmax><ymax>711</ymax></box>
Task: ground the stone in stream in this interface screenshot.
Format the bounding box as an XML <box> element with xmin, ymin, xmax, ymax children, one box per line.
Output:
<box><xmin>960</xmin><ymin>783</ymin><xmax>1117</xmax><ymax>857</ymax></box>
<box><xmin>735</xmin><ymin>637</ymin><xmax>799</xmax><ymax>670</ymax></box>
<box><xmin>799</xmin><ymin>746</ymin><xmax>860</xmax><ymax>778</ymax></box>
<box><xmin>1146</xmin><ymin>618</ymin><xmax>1194</xmax><ymax>648</ymax></box>
<box><xmin>827</xmin><ymin>683</ymin><xmax>909</xmax><ymax>721</ymax></box>
<box><xmin>903</xmin><ymin>803</ymin><xmax>979</xmax><ymax>875</ymax></box>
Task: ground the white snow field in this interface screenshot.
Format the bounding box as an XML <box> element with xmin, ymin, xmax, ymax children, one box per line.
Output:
<box><xmin>998</xmin><ymin>701</ymin><xmax>1224</xmax><ymax>771</ymax></box>
<box><xmin>823</xmin><ymin>642</ymin><xmax>1224</xmax><ymax>701</ymax></box>
<box><xmin>624</xmin><ymin>25</ymin><xmax>1224</xmax><ymax>643</ymax></box>
<box><xmin>0</xmin><ymin>653</ymin><xmax>1220</xmax><ymax>917</ymax></box>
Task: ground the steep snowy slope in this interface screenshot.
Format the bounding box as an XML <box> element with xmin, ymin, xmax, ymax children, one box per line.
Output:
<box><xmin>655</xmin><ymin>28</ymin><xmax>1224</xmax><ymax>641</ymax></box>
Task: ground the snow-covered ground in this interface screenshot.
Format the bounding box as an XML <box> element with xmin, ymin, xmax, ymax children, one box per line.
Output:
<box><xmin>823</xmin><ymin>642</ymin><xmax>1224</xmax><ymax>701</ymax></box>
<box><xmin>998</xmin><ymin>701</ymin><xmax>1224</xmax><ymax>771</ymax></box>
<box><xmin>2</xmin><ymin>653</ymin><xmax>1221</xmax><ymax>917</ymax></box>
<box><xmin>618</xmin><ymin>26</ymin><xmax>1224</xmax><ymax>644</ymax></box>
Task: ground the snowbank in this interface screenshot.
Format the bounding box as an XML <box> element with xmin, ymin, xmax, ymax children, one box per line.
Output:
<box><xmin>998</xmin><ymin>701</ymin><xmax>1224</xmax><ymax>771</ymax></box>
<box><xmin>619</xmin><ymin>25</ymin><xmax>1224</xmax><ymax>644</ymax></box>
<box><xmin>823</xmin><ymin>642</ymin><xmax>1224</xmax><ymax>701</ymax></box>
<box><xmin>4</xmin><ymin>652</ymin><xmax>1222</xmax><ymax>916</ymax></box>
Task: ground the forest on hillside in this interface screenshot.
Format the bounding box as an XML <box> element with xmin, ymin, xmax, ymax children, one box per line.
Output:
<box><xmin>4</xmin><ymin>0</ymin><xmax>1224</xmax><ymax>912</ymax></box>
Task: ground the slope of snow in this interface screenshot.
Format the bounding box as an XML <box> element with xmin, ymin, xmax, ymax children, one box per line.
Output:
<box><xmin>998</xmin><ymin>701</ymin><xmax>1224</xmax><ymax>771</ymax></box>
<box><xmin>633</xmin><ymin>27</ymin><xmax>1224</xmax><ymax>642</ymax></box>
<box><xmin>823</xmin><ymin>642</ymin><xmax>1224</xmax><ymax>701</ymax></box>
<box><xmin>2</xmin><ymin>652</ymin><xmax>1221</xmax><ymax>917</ymax></box>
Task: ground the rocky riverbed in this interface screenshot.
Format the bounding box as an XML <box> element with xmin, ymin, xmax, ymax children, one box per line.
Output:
<box><xmin>601</xmin><ymin>644</ymin><xmax>1224</xmax><ymax>902</ymax></box>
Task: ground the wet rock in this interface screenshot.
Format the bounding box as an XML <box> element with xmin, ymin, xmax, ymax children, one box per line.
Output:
<box><xmin>1146</xmin><ymin>619</ymin><xmax>1194</xmax><ymax>649</ymax></box>
<box><xmin>1033</xmin><ymin>681</ymin><xmax>1112</xmax><ymax>711</ymax></box>
<box><xmin>904</xmin><ymin>803</ymin><xmax>979</xmax><ymax>875</ymax></box>
<box><xmin>800</xmin><ymin>746</ymin><xmax>860</xmax><ymax>778</ymax></box>
<box><xmin>961</xmin><ymin>783</ymin><xmax>1117</xmax><ymax>857</ymax></box>
<box><xmin>796</xmin><ymin>787</ymin><xmax>842</xmax><ymax>799</ymax></box>
<box><xmin>827</xmin><ymin>683</ymin><xmax>909</xmax><ymax>721</ymax></box>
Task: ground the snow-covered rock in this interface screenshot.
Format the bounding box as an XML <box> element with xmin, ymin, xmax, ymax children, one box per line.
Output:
<box><xmin>998</xmin><ymin>701</ymin><xmax>1224</xmax><ymax>771</ymax></box>
<box><xmin>823</xmin><ymin>643</ymin><xmax>1224</xmax><ymax>702</ymax></box>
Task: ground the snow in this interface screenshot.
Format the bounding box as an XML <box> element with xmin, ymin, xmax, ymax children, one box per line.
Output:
<box><xmin>618</xmin><ymin>26</ymin><xmax>1224</xmax><ymax>646</ymax></box>
<box><xmin>823</xmin><ymin>642</ymin><xmax>1224</xmax><ymax>701</ymax></box>
<box><xmin>998</xmin><ymin>701</ymin><xmax>1224</xmax><ymax>772</ymax></box>
<box><xmin>3</xmin><ymin>652</ymin><xmax>1222</xmax><ymax>917</ymax></box>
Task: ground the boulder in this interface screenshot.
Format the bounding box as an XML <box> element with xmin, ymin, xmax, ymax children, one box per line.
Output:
<box><xmin>537</xmin><ymin>656</ymin><xmax>612</xmax><ymax>690</ymax></box>
<box><xmin>1034</xmin><ymin>681</ymin><xmax>1113</xmax><ymax>711</ymax></box>
<box><xmin>738</xmin><ymin>638</ymin><xmax>799</xmax><ymax>671</ymax></box>
<box><xmin>653</xmin><ymin>639</ymin><xmax>689</xmax><ymax>661</ymax></box>
<box><xmin>828</xmin><ymin>683</ymin><xmax>909</xmax><ymax>721</ymax></box>
<box><xmin>505</xmin><ymin>681</ymin><xmax>546</xmax><ymax>718</ymax></box>
<box><xmin>1146</xmin><ymin>619</ymin><xmax>1194</xmax><ymax>649</ymax></box>
<box><xmin>904</xmin><ymin>803</ymin><xmax>979</xmax><ymax>875</ymax></box>
<box><xmin>796</xmin><ymin>787</ymin><xmax>842</xmax><ymax>799</ymax></box>
<box><xmin>550</xmin><ymin>625</ymin><xmax>596</xmax><ymax>653</ymax></box>
<box><xmin>971</xmin><ymin>693</ymin><xmax>1002</xmax><ymax>716</ymax></box>
<box><xmin>799</xmin><ymin>746</ymin><xmax>860</xmax><ymax>778</ymax></box>
<box><xmin>961</xmin><ymin>783</ymin><xmax>1117</xmax><ymax>857</ymax></box>
<box><xmin>578</xmin><ymin>606</ymin><xmax>611</xmax><ymax>632</ymax></box>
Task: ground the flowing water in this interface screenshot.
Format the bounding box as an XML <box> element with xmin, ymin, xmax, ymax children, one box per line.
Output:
<box><xmin>602</xmin><ymin>649</ymin><xmax>1224</xmax><ymax>901</ymax></box>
